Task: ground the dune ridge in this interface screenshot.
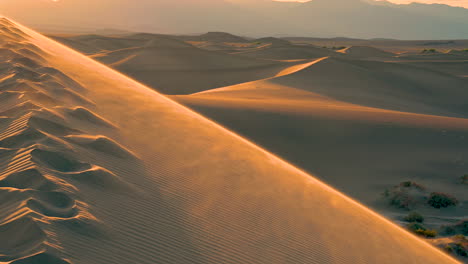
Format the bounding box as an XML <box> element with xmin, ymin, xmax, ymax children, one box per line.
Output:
<box><xmin>0</xmin><ymin>18</ymin><xmax>139</xmax><ymax>263</ymax></box>
<box><xmin>0</xmin><ymin>17</ymin><xmax>461</xmax><ymax>263</ymax></box>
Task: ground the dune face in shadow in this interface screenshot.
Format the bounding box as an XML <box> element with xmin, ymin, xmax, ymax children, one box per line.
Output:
<box><xmin>0</xmin><ymin>18</ymin><xmax>462</xmax><ymax>264</ymax></box>
<box><xmin>173</xmin><ymin>53</ymin><xmax>468</xmax><ymax>207</ymax></box>
<box><xmin>52</xmin><ymin>33</ymin><xmax>322</xmax><ymax>95</ymax></box>
<box><xmin>0</xmin><ymin>216</ymin><xmax>46</xmax><ymax>261</ymax></box>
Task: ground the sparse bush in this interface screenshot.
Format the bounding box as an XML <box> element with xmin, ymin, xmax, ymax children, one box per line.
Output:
<box><xmin>461</xmin><ymin>174</ymin><xmax>468</xmax><ymax>184</ymax></box>
<box><xmin>404</xmin><ymin>212</ymin><xmax>424</xmax><ymax>223</ymax></box>
<box><xmin>383</xmin><ymin>181</ymin><xmax>426</xmax><ymax>209</ymax></box>
<box><xmin>388</xmin><ymin>192</ymin><xmax>414</xmax><ymax>209</ymax></box>
<box><xmin>427</xmin><ymin>192</ymin><xmax>458</xmax><ymax>208</ymax></box>
<box><xmin>445</xmin><ymin>245</ymin><xmax>454</xmax><ymax>253</ymax></box>
<box><xmin>400</xmin><ymin>181</ymin><xmax>426</xmax><ymax>190</ymax></box>
<box><xmin>414</xmin><ymin>229</ymin><xmax>437</xmax><ymax>238</ymax></box>
<box><xmin>407</xmin><ymin>223</ymin><xmax>437</xmax><ymax>237</ymax></box>
<box><xmin>422</xmin><ymin>48</ymin><xmax>437</xmax><ymax>53</ymax></box>
<box><xmin>445</xmin><ymin>235</ymin><xmax>468</xmax><ymax>258</ymax></box>
<box><xmin>407</xmin><ymin>222</ymin><xmax>426</xmax><ymax>232</ymax></box>
<box><xmin>452</xmin><ymin>243</ymin><xmax>468</xmax><ymax>257</ymax></box>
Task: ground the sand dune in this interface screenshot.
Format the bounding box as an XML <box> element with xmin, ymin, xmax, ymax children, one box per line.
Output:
<box><xmin>233</xmin><ymin>40</ymin><xmax>337</xmax><ymax>60</ymax></box>
<box><xmin>339</xmin><ymin>46</ymin><xmax>396</xmax><ymax>60</ymax></box>
<box><xmin>394</xmin><ymin>60</ymin><xmax>468</xmax><ymax>79</ymax></box>
<box><xmin>181</xmin><ymin>56</ymin><xmax>468</xmax><ymax>118</ymax></box>
<box><xmin>88</xmin><ymin>40</ymin><xmax>303</xmax><ymax>94</ymax></box>
<box><xmin>0</xmin><ymin>17</ymin><xmax>460</xmax><ymax>263</ymax></box>
<box><xmin>180</xmin><ymin>32</ymin><xmax>249</xmax><ymax>43</ymax></box>
<box><xmin>49</xmin><ymin>34</ymin><xmax>147</xmax><ymax>55</ymax></box>
<box><xmin>173</xmin><ymin>56</ymin><xmax>468</xmax><ymax>241</ymax></box>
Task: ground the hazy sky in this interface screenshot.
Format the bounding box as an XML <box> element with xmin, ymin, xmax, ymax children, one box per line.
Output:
<box><xmin>40</xmin><ymin>0</ymin><xmax>468</xmax><ymax>8</ymax></box>
<box><xmin>276</xmin><ymin>0</ymin><xmax>468</xmax><ymax>8</ymax></box>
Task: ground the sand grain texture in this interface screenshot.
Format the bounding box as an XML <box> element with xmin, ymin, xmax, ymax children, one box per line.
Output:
<box><xmin>0</xmin><ymin>18</ymin><xmax>460</xmax><ymax>264</ymax></box>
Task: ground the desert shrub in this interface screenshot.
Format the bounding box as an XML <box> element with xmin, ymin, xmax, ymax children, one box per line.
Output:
<box><xmin>422</xmin><ymin>48</ymin><xmax>437</xmax><ymax>53</ymax></box>
<box><xmin>399</xmin><ymin>181</ymin><xmax>425</xmax><ymax>190</ymax></box>
<box><xmin>427</xmin><ymin>192</ymin><xmax>458</xmax><ymax>208</ymax></box>
<box><xmin>408</xmin><ymin>222</ymin><xmax>426</xmax><ymax>231</ymax></box>
<box><xmin>388</xmin><ymin>192</ymin><xmax>414</xmax><ymax>209</ymax></box>
<box><xmin>414</xmin><ymin>229</ymin><xmax>437</xmax><ymax>238</ymax></box>
<box><xmin>452</xmin><ymin>243</ymin><xmax>468</xmax><ymax>257</ymax></box>
<box><xmin>445</xmin><ymin>245</ymin><xmax>454</xmax><ymax>252</ymax></box>
<box><xmin>383</xmin><ymin>181</ymin><xmax>426</xmax><ymax>209</ymax></box>
<box><xmin>461</xmin><ymin>174</ymin><xmax>468</xmax><ymax>184</ymax></box>
<box><xmin>445</xmin><ymin>236</ymin><xmax>468</xmax><ymax>257</ymax></box>
<box><xmin>407</xmin><ymin>223</ymin><xmax>437</xmax><ymax>237</ymax></box>
<box><xmin>404</xmin><ymin>212</ymin><xmax>424</xmax><ymax>223</ymax></box>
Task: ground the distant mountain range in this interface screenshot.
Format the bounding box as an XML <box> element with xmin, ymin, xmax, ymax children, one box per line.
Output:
<box><xmin>2</xmin><ymin>0</ymin><xmax>468</xmax><ymax>39</ymax></box>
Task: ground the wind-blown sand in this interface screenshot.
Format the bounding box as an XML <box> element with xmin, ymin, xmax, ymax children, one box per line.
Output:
<box><xmin>173</xmin><ymin>55</ymin><xmax>468</xmax><ymax>241</ymax></box>
<box><xmin>0</xmin><ymin>18</ymin><xmax>460</xmax><ymax>263</ymax></box>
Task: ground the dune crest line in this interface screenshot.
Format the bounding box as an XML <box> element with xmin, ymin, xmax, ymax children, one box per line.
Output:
<box><xmin>0</xmin><ymin>17</ymin><xmax>461</xmax><ymax>263</ymax></box>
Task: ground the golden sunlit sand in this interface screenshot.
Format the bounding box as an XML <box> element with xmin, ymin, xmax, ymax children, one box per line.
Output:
<box><xmin>0</xmin><ymin>17</ymin><xmax>462</xmax><ymax>264</ymax></box>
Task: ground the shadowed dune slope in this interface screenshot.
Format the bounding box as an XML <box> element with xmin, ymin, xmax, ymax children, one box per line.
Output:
<box><xmin>234</xmin><ymin>41</ymin><xmax>337</xmax><ymax>60</ymax></box>
<box><xmin>397</xmin><ymin>60</ymin><xmax>468</xmax><ymax>78</ymax></box>
<box><xmin>0</xmin><ymin>18</ymin><xmax>460</xmax><ymax>264</ymax></box>
<box><xmin>49</xmin><ymin>35</ymin><xmax>147</xmax><ymax>55</ymax></box>
<box><xmin>339</xmin><ymin>46</ymin><xmax>396</xmax><ymax>60</ymax></box>
<box><xmin>173</xmin><ymin>57</ymin><xmax>468</xmax><ymax>222</ymax></box>
<box><xmin>89</xmin><ymin>40</ymin><xmax>303</xmax><ymax>94</ymax></box>
<box><xmin>204</xmin><ymin>56</ymin><xmax>468</xmax><ymax>118</ymax></box>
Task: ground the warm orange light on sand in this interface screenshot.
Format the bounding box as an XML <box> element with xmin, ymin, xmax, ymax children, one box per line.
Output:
<box><xmin>1</xmin><ymin>17</ymin><xmax>462</xmax><ymax>264</ymax></box>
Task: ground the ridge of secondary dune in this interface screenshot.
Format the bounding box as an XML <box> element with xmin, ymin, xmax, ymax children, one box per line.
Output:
<box><xmin>87</xmin><ymin>39</ymin><xmax>305</xmax><ymax>95</ymax></box>
<box><xmin>171</xmin><ymin>45</ymin><xmax>468</xmax><ymax>233</ymax></box>
<box><xmin>0</xmin><ymin>17</ymin><xmax>460</xmax><ymax>263</ymax></box>
<box><xmin>188</xmin><ymin>55</ymin><xmax>468</xmax><ymax>118</ymax></box>
<box><xmin>175</xmin><ymin>56</ymin><xmax>468</xmax><ymax>126</ymax></box>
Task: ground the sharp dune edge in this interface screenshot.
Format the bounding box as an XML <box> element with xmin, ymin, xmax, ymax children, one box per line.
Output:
<box><xmin>0</xmin><ymin>18</ymin><xmax>459</xmax><ymax>264</ymax></box>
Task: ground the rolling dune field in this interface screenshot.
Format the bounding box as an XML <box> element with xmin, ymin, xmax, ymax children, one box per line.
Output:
<box><xmin>0</xmin><ymin>17</ymin><xmax>464</xmax><ymax>264</ymax></box>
